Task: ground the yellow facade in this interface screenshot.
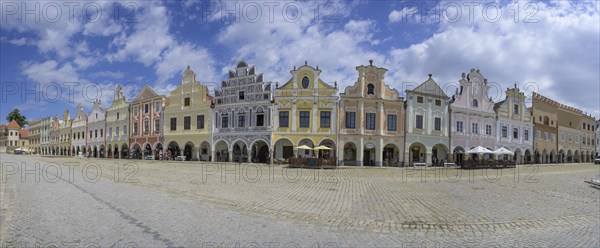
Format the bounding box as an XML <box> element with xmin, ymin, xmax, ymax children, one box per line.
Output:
<box><xmin>272</xmin><ymin>62</ymin><xmax>338</xmax><ymax>161</ymax></box>
<box><xmin>163</xmin><ymin>66</ymin><xmax>213</xmax><ymax>161</ymax></box>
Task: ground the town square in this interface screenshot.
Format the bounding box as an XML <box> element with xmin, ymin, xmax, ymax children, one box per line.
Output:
<box><xmin>1</xmin><ymin>0</ymin><xmax>599</xmax><ymax>247</ymax></box>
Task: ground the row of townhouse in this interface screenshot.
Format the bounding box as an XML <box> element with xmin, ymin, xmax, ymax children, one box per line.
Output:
<box><xmin>27</xmin><ymin>60</ymin><xmax>598</xmax><ymax>165</ymax></box>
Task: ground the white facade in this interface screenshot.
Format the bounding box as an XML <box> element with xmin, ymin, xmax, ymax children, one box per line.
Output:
<box><xmin>87</xmin><ymin>99</ymin><xmax>106</xmax><ymax>157</ymax></box>
<box><xmin>405</xmin><ymin>74</ymin><xmax>450</xmax><ymax>166</ymax></box>
<box><xmin>71</xmin><ymin>103</ymin><xmax>87</xmax><ymax>156</ymax></box>
<box><xmin>39</xmin><ymin>117</ymin><xmax>52</xmax><ymax>155</ymax></box>
<box><xmin>596</xmin><ymin>120</ymin><xmax>600</xmax><ymax>157</ymax></box>
<box><xmin>494</xmin><ymin>85</ymin><xmax>534</xmax><ymax>164</ymax></box>
<box><xmin>449</xmin><ymin>69</ymin><xmax>497</xmax><ymax>165</ymax></box>
<box><xmin>212</xmin><ymin>61</ymin><xmax>273</xmax><ymax>163</ymax></box>
<box><xmin>106</xmin><ymin>85</ymin><xmax>130</xmax><ymax>159</ymax></box>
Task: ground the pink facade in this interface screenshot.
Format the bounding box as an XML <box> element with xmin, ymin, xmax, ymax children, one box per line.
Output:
<box><xmin>450</xmin><ymin>69</ymin><xmax>497</xmax><ymax>163</ymax></box>
<box><xmin>129</xmin><ymin>85</ymin><xmax>169</xmax><ymax>159</ymax></box>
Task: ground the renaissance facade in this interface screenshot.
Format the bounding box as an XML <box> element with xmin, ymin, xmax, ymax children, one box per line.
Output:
<box><xmin>405</xmin><ymin>74</ymin><xmax>450</xmax><ymax>166</ymax></box>
<box><xmin>213</xmin><ymin>61</ymin><xmax>273</xmax><ymax>163</ymax></box>
<box><xmin>106</xmin><ymin>85</ymin><xmax>130</xmax><ymax>159</ymax></box>
<box><xmin>338</xmin><ymin>60</ymin><xmax>405</xmax><ymax>166</ymax></box>
<box><xmin>30</xmin><ymin>61</ymin><xmax>596</xmax><ymax>166</ymax></box>
<box><xmin>272</xmin><ymin>62</ymin><xmax>338</xmax><ymax>163</ymax></box>
<box><xmin>164</xmin><ymin>66</ymin><xmax>213</xmax><ymax>161</ymax></box>
<box><xmin>130</xmin><ymin>85</ymin><xmax>169</xmax><ymax>160</ymax></box>
<box><xmin>494</xmin><ymin>85</ymin><xmax>534</xmax><ymax>164</ymax></box>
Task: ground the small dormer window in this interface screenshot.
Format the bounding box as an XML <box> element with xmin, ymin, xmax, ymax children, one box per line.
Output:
<box><xmin>472</xmin><ymin>99</ymin><xmax>478</xmax><ymax>107</ymax></box>
<box><xmin>301</xmin><ymin>76</ymin><xmax>309</xmax><ymax>89</ymax></box>
<box><xmin>367</xmin><ymin>84</ymin><xmax>374</xmax><ymax>95</ymax></box>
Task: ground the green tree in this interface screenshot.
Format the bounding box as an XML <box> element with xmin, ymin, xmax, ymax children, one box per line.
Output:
<box><xmin>6</xmin><ymin>108</ymin><xmax>27</xmax><ymax>128</ymax></box>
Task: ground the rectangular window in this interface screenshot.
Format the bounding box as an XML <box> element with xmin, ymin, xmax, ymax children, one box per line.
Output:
<box><xmin>434</xmin><ymin>117</ymin><xmax>441</xmax><ymax>131</ymax></box>
<box><xmin>116</xmin><ymin>126</ymin><xmax>120</xmax><ymax>136</ymax></box>
<box><xmin>109</xmin><ymin>127</ymin><xmax>112</xmax><ymax>137</ymax></box>
<box><xmin>568</xmin><ymin>134</ymin><xmax>572</xmax><ymax>142</ymax></box>
<box><xmin>345</xmin><ymin>112</ymin><xmax>356</xmax><ymax>129</ymax></box>
<box><xmin>366</xmin><ymin>113</ymin><xmax>376</xmax><ymax>130</ymax></box>
<box><xmin>513</xmin><ymin>127</ymin><xmax>519</xmax><ymax>139</ymax></box>
<box><xmin>155</xmin><ymin>102</ymin><xmax>161</xmax><ymax>112</ymax></box>
<box><xmin>486</xmin><ymin>125</ymin><xmax>492</xmax><ymax>136</ymax></box>
<box><xmin>435</xmin><ymin>99</ymin><xmax>441</xmax><ymax>106</ymax></box>
<box><xmin>320</xmin><ymin>111</ymin><xmax>331</xmax><ymax>128</ymax></box>
<box><xmin>95</xmin><ymin>130</ymin><xmax>98</xmax><ymax>138</ymax></box>
<box><xmin>222</xmin><ymin>116</ymin><xmax>229</xmax><ymax>128</ymax></box>
<box><xmin>143</xmin><ymin>121</ymin><xmax>148</xmax><ymax>133</ymax></box>
<box><xmin>184</xmin><ymin>97</ymin><xmax>190</xmax><ymax>107</ymax></box>
<box><xmin>197</xmin><ymin>115</ymin><xmax>205</xmax><ymax>129</ymax></box>
<box><xmin>513</xmin><ymin>104</ymin><xmax>519</xmax><ymax>114</ymax></box>
<box><xmin>133</xmin><ymin>122</ymin><xmax>138</xmax><ymax>134</ymax></box>
<box><xmin>134</xmin><ymin>107</ymin><xmax>138</xmax><ymax>116</ymax></box>
<box><xmin>184</xmin><ymin>116</ymin><xmax>191</xmax><ymax>130</ymax></box>
<box><xmin>417</xmin><ymin>96</ymin><xmax>424</xmax><ymax>103</ymax></box>
<box><xmin>562</xmin><ymin>132</ymin><xmax>565</xmax><ymax>141</ymax></box>
<box><xmin>551</xmin><ymin>133</ymin><xmax>555</xmax><ymax>141</ymax></box>
<box><xmin>524</xmin><ymin>130</ymin><xmax>529</xmax><ymax>140</ymax></box>
<box><xmin>238</xmin><ymin>115</ymin><xmax>245</xmax><ymax>127</ymax></box>
<box><xmin>279</xmin><ymin>111</ymin><xmax>289</xmax><ymax>128</ymax></box>
<box><xmin>154</xmin><ymin>119</ymin><xmax>160</xmax><ymax>133</ymax></box>
<box><xmin>239</xmin><ymin>91</ymin><xmax>244</xmax><ymax>100</ymax></box>
<box><xmin>170</xmin><ymin>118</ymin><xmax>177</xmax><ymax>131</ymax></box>
<box><xmin>416</xmin><ymin>115</ymin><xmax>423</xmax><ymax>129</ymax></box>
<box><xmin>123</xmin><ymin>125</ymin><xmax>127</xmax><ymax>135</ymax></box>
<box><xmin>502</xmin><ymin>126</ymin><xmax>508</xmax><ymax>137</ymax></box>
<box><xmin>299</xmin><ymin>111</ymin><xmax>310</xmax><ymax>128</ymax></box>
<box><xmin>544</xmin><ymin>132</ymin><xmax>548</xmax><ymax>140</ymax></box>
<box><xmin>144</xmin><ymin>104</ymin><xmax>149</xmax><ymax>114</ymax></box>
<box><xmin>387</xmin><ymin>114</ymin><xmax>397</xmax><ymax>131</ymax></box>
<box><xmin>471</xmin><ymin>123</ymin><xmax>479</xmax><ymax>134</ymax></box>
<box><xmin>100</xmin><ymin>129</ymin><xmax>103</xmax><ymax>137</ymax></box>
<box><xmin>256</xmin><ymin>114</ymin><xmax>264</xmax><ymax>127</ymax></box>
<box><xmin>456</xmin><ymin>121</ymin><xmax>463</xmax><ymax>133</ymax></box>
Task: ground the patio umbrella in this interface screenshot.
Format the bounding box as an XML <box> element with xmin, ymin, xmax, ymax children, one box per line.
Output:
<box><xmin>313</xmin><ymin>145</ymin><xmax>332</xmax><ymax>158</ymax></box>
<box><xmin>465</xmin><ymin>146</ymin><xmax>494</xmax><ymax>154</ymax></box>
<box><xmin>493</xmin><ymin>147</ymin><xmax>515</xmax><ymax>161</ymax></box>
<box><xmin>313</xmin><ymin>145</ymin><xmax>331</xmax><ymax>150</ymax></box>
<box><xmin>297</xmin><ymin>145</ymin><xmax>313</xmax><ymax>150</ymax></box>
<box><xmin>493</xmin><ymin>147</ymin><xmax>514</xmax><ymax>155</ymax></box>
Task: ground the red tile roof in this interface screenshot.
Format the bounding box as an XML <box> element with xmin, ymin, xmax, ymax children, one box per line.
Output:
<box><xmin>19</xmin><ymin>129</ymin><xmax>29</xmax><ymax>138</ymax></box>
<box><xmin>7</xmin><ymin>120</ymin><xmax>21</xmax><ymax>129</ymax></box>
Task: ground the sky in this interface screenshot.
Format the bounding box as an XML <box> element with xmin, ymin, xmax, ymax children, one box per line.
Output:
<box><xmin>0</xmin><ymin>0</ymin><xmax>599</xmax><ymax>123</ymax></box>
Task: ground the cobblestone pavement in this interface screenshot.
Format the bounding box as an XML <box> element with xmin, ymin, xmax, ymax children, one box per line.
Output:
<box><xmin>1</xmin><ymin>154</ymin><xmax>599</xmax><ymax>247</ymax></box>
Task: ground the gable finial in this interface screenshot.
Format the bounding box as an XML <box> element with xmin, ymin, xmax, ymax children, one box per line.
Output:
<box><xmin>428</xmin><ymin>74</ymin><xmax>432</xmax><ymax>79</ymax></box>
<box><xmin>369</xmin><ymin>59</ymin><xmax>373</xmax><ymax>66</ymax></box>
<box><xmin>305</xmin><ymin>60</ymin><xmax>307</xmax><ymax>66</ymax></box>
<box><xmin>187</xmin><ymin>65</ymin><xmax>190</xmax><ymax>69</ymax></box>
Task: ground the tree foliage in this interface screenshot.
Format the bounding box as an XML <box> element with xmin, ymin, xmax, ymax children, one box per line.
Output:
<box><xmin>6</xmin><ymin>108</ymin><xmax>27</xmax><ymax>128</ymax></box>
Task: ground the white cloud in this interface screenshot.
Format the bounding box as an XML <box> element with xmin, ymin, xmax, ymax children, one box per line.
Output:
<box><xmin>217</xmin><ymin>1</ymin><xmax>382</xmax><ymax>92</ymax></box>
<box><xmin>107</xmin><ymin>2</ymin><xmax>174</xmax><ymax>66</ymax></box>
<box><xmin>385</xmin><ymin>1</ymin><xmax>600</xmax><ymax>117</ymax></box>
<box><xmin>389</xmin><ymin>7</ymin><xmax>418</xmax><ymax>23</ymax></box>
<box><xmin>21</xmin><ymin>60</ymin><xmax>80</xmax><ymax>83</ymax></box>
<box><xmin>154</xmin><ymin>42</ymin><xmax>217</xmax><ymax>85</ymax></box>
<box><xmin>89</xmin><ymin>71</ymin><xmax>125</xmax><ymax>80</ymax></box>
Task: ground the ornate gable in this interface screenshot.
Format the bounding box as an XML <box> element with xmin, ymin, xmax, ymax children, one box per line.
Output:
<box><xmin>134</xmin><ymin>85</ymin><xmax>159</xmax><ymax>102</ymax></box>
